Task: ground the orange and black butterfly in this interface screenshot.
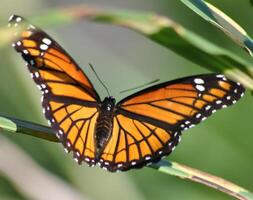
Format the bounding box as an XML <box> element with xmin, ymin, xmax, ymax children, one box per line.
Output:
<box><xmin>9</xmin><ymin>15</ymin><xmax>245</xmax><ymax>172</ymax></box>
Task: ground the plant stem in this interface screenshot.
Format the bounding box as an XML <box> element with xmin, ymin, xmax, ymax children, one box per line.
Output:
<box><xmin>150</xmin><ymin>160</ymin><xmax>253</xmax><ymax>200</ymax></box>
<box><xmin>0</xmin><ymin>115</ymin><xmax>57</xmax><ymax>142</ymax></box>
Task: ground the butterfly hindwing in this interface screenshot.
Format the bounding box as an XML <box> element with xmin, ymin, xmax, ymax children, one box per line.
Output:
<box><xmin>44</xmin><ymin>100</ymin><xmax>99</xmax><ymax>165</ymax></box>
<box><xmin>9</xmin><ymin>15</ymin><xmax>101</xmax><ymax>166</ymax></box>
<box><xmin>99</xmin><ymin>114</ymin><xmax>181</xmax><ymax>171</ymax></box>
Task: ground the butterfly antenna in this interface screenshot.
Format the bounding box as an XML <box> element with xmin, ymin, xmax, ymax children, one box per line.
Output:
<box><xmin>89</xmin><ymin>63</ymin><xmax>110</xmax><ymax>96</ymax></box>
<box><xmin>120</xmin><ymin>79</ymin><xmax>160</xmax><ymax>93</ymax></box>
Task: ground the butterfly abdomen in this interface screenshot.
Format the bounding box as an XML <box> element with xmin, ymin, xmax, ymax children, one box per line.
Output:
<box><xmin>95</xmin><ymin>97</ymin><xmax>116</xmax><ymax>155</ymax></box>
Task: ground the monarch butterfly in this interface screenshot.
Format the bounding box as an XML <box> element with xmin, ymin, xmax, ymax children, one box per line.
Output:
<box><xmin>9</xmin><ymin>15</ymin><xmax>245</xmax><ymax>172</ymax></box>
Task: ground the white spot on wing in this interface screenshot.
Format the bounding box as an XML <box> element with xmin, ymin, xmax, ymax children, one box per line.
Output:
<box><xmin>216</xmin><ymin>100</ymin><xmax>222</xmax><ymax>104</ymax></box>
<box><xmin>58</xmin><ymin>130</ymin><xmax>63</xmax><ymax>135</ymax></box>
<box><xmin>117</xmin><ymin>163</ymin><xmax>123</xmax><ymax>167</ymax></box>
<box><xmin>9</xmin><ymin>15</ymin><xmax>14</xmax><ymax>22</ymax></box>
<box><xmin>16</xmin><ymin>17</ymin><xmax>22</xmax><ymax>22</ymax></box>
<box><xmin>34</xmin><ymin>72</ymin><xmax>40</xmax><ymax>78</ymax></box>
<box><xmin>201</xmin><ymin>117</ymin><xmax>207</xmax><ymax>121</ymax></box>
<box><xmin>196</xmin><ymin>113</ymin><xmax>201</xmax><ymax>118</ymax></box>
<box><xmin>16</xmin><ymin>41</ymin><xmax>22</xmax><ymax>46</ymax></box>
<box><xmin>205</xmin><ymin>105</ymin><xmax>211</xmax><ymax>110</ymax></box>
<box><xmin>42</xmin><ymin>38</ymin><xmax>52</xmax><ymax>45</ymax></box>
<box><xmin>131</xmin><ymin>161</ymin><xmax>137</xmax><ymax>165</ymax></box>
<box><xmin>196</xmin><ymin>85</ymin><xmax>205</xmax><ymax>91</ymax></box>
<box><xmin>23</xmin><ymin>50</ymin><xmax>29</xmax><ymax>54</ymax></box>
<box><xmin>41</xmin><ymin>84</ymin><xmax>46</xmax><ymax>89</ymax></box>
<box><xmin>194</xmin><ymin>78</ymin><xmax>204</xmax><ymax>84</ymax></box>
<box><xmin>216</xmin><ymin>74</ymin><xmax>224</xmax><ymax>78</ymax></box>
<box><xmin>40</xmin><ymin>44</ymin><xmax>48</xmax><ymax>50</ymax></box>
<box><xmin>67</xmin><ymin>141</ymin><xmax>71</xmax><ymax>147</ymax></box>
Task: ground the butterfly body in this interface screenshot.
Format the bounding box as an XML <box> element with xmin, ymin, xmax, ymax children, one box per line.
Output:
<box><xmin>95</xmin><ymin>96</ymin><xmax>116</xmax><ymax>156</ymax></box>
<box><xmin>9</xmin><ymin>15</ymin><xmax>245</xmax><ymax>172</ymax></box>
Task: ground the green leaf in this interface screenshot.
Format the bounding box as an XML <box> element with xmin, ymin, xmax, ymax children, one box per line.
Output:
<box><xmin>77</xmin><ymin>7</ymin><xmax>253</xmax><ymax>89</ymax></box>
<box><xmin>181</xmin><ymin>0</ymin><xmax>253</xmax><ymax>57</ymax></box>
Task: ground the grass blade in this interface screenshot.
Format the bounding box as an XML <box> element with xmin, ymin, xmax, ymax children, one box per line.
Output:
<box><xmin>0</xmin><ymin>115</ymin><xmax>57</xmax><ymax>142</ymax></box>
<box><xmin>150</xmin><ymin>160</ymin><xmax>253</xmax><ymax>200</ymax></box>
<box><xmin>181</xmin><ymin>0</ymin><xmax>253</xmax><ymax>56</ymax></box>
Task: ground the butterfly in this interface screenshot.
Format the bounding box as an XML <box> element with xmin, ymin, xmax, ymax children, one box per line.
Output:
<box><xmin>8</xmin><ymin>15</ymin><xmax>245</xmax><ymax>172</ymax></box>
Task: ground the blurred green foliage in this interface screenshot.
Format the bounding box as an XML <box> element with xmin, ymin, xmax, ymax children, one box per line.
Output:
<box><xmin>0</xmin><ymin>0</ymin><xmax>253</xmax><ymax>200</ymax></box>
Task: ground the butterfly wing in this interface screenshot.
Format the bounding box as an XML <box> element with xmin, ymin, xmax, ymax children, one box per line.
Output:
<box><xmin>9</xmin><ymin>15</ymin><xmax>100</xmax><ymax>166</ymax></box>
<box><xmin>99</xmin><ymin>74</ymin><xmax>244</xmax><ymax>171</ymax></box>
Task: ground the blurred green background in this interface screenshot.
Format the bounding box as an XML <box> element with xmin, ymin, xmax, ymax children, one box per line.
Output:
<box><xmin>0</xmin><ymin>0</ymin><xmax>253</xmax><ymax>199</ymax></box>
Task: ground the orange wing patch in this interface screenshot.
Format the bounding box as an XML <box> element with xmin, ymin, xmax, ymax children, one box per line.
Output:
<box><xmin>9</xmin><ymin>15</ymin><xmax>101</xmax><ymax>167</ymax></box>
<box><xmin>119</xmin><ymin>74</ymin><xmax>245</xmax><ymax>132</ymax></box>
<box><xmin>45</xmin><ymin>100</ymin><xmax>99</xmax><ymax>166</ymax></box>
<box><xmin>99</xmin><ymin>114</ymin><xmax>180</xmax><ymax>172</ymax></box>
<box><xmin>9</xmin><ymin>15</ymin><xmax>99</xmax><ymax>102</ymax></box>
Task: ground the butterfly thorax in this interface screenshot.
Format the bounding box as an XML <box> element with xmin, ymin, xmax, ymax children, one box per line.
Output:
<box><xmin>95</xmin><ymin>96</ymin><xmax>116</xmax><ymax>156</ymax></box>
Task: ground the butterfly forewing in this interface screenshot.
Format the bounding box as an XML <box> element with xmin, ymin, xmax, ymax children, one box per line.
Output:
<box><xmin>117</xmin><ymin>74</ymin><xmax>244</xmax><ymax>132</ymax></box>
<box><xmin>9</xmin><ymin>15</ymin><xmax>99</xmax><ymax>100</ymax></box>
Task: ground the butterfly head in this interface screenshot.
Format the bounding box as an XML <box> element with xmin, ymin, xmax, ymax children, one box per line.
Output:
<box><xmin>102</xmin><ymin>96</ymin><xmax>116</xmax><ymax>112</ymax></box>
